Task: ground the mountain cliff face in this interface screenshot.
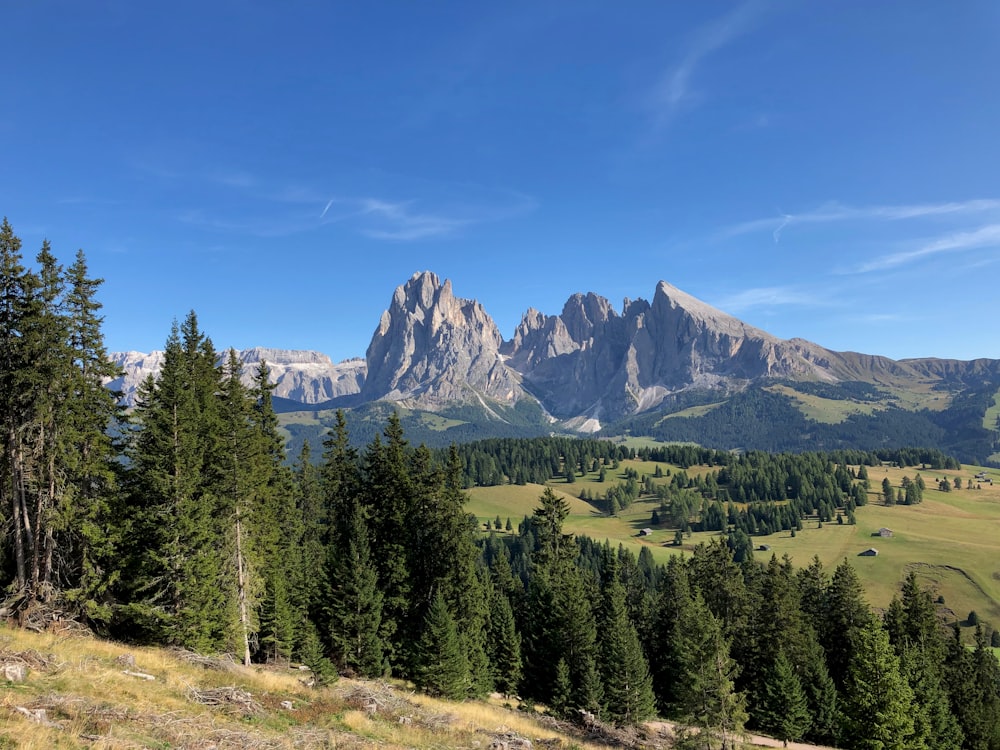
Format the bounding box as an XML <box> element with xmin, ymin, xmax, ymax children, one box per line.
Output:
<box><xmin>110</xmin><ymin>273</ymin><xmax>1000</xmax><ymax>443</ymax></box>
<box><xmin>108</xmin><ymin>349</ymin><xmax>365</xmax><ymax>406</ymax></box>
<box><xmin>361</xmin><ymin>271</ymin><xmax>523</xmax><ymax>407</ymax></box>
<box><xmin>501</xmin><ymin>281</ymin><xmax>862</xmax><ymax>423</ymax></box>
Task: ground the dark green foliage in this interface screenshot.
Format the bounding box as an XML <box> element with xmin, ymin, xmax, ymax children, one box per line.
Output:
<box><xmin>522</xmin><ymin>488</ymin><xmax>602</xmax><ymax>712</ymax></box>
<box><xmin>121</xmin><ymin>314</ymin><xmax>230</xmax><ymax>651</ymax></box>
<box><xmin>945</xmin><ymin>624</ymin><xmax>1000</xmax><ymax>750</ymax></box>
<box><xmin>412</xmin><ymin>591</ymin><xmax>469</xmax><ymax>700</ymax></box>
<box><xmin>487</xmin><ymin>583</ymin><xmax>522</xmax><ymax>696</ymax></box>
<box><xmin>7</xmin><ymin>227</ymin><xmax>1000</xmax><ymax>750</ymax></box>
<box><xmin>297</xmin><ymin>619</ymin><xmax>338</xmax><ymax>687</ymax></box>
<box><xmin>596</xmin><ymin>547</ymin><xmax>656</xmax><ymax>725</ymax></box>
<box><xmin>840</xmin><ymin>620</ymin><xmax>917</xmax><ymax>749</ymax></box>
<box><xmin>754</xmin><ymin>650</ymin><xmax>811</xmax><ymax>744</ymax></box>
<box><xmin>821</xmin><ymin>559</ymin><xmax>873</xmax><ymax>690</ymax></box>
<box><xmin>0</xmin><ymin>223</ymin><xmax>122</xmax><ymax>621</ymax></box>
<box><xmin>672</xmin><ymin>590</ymin><xmax>747</xmax><ymax>748</ymax></box>
<box><xmin>325</xmin><ymin>495</ymin><xmax>385</xmax><ymax>677</ymax></box>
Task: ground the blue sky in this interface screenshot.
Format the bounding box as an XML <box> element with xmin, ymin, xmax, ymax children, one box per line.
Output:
<box><xmin>4</xmin><ymin>1</ymin><xmax>1000</xmax><ymax>363</ymax></box>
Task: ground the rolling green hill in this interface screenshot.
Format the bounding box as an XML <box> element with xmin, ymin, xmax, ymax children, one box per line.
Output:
<box><xmin>467</xmin><ymin>458</ymin><xmax>1000</xmax><ymax>634</ymax></box>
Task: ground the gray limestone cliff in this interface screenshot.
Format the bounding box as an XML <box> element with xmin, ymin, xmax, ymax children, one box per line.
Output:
<box><xmin>360</xmin><ymin>271</ymin><xmax>523</xmax><ymax>407</ymax></box>
<box><xmin>107</xmin><ymin>349</ymin><xmax>365</xmax><ymax>406</ymax></box>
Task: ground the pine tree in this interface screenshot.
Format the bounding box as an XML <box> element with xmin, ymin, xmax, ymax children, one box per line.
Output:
<box><xmin>122</xmin><ymin>313</ymin><xmax>227</xmax><ymax>650</ymax></box>
<box><xmin>841</xmin><ymin>620</ymin><xmax>917</xmax><ymax>750</ymax></box>
<box><xmin>822</xmin><ymin>559</ymin><xmax>873</xmax><ymax>690</ymax></box>
<box><xmin>407</xmin><ymin>444</ymin><xmax>491</xmax><ymax>695</ymax></box>
<box><xmin>291</xmin><ymin>440</ymin><xmax>327</xmax><ymax>643</ymax></box>
<box><xmin>360</xmin><ymin>412</ymin><xmax>414</xmax><ymax>667</ymax></box>
<box><xmin>59</xmin><ymin>249</ymin><xmax>122</xmax><ymax>623</ymax></box>
<box><xmin>326</xmin><ymin>495</ymin><xmax>385</xmax><ymax>677</ymax></box>
<box><xmin>800</xmin><ymin>633</ymin><xmax>839</xmax><ymax>746</ymax></box>
<box><xmin>673</xmin><ymin>590</ymin><xmax>748</xmax><ymax>749</ymax></box>
<box><xmin>0</xmin><ymin>218</ymin><xmax>39</xmax><ymax>594</ymax></box>
<box><xmin>247</xmin><ymin>360</ymin><xmax>301</xmax><ymax>664</ymax></box>
<box><xmin>523</xmin><ymin>487</ymin><xmax>602</xmax><ymax>712</ymax></box>
<box><xmin>487</xmin><ymin>582</ymin><xmax>522</xmax><ymax>696</ymax></box>
<box><xmin>886</xmin><ymin>573</ymin><xmax>962</xmax><ymax>749</ymax></box>
<box><xmin>596</xmin><ymin>546</ymin><xmax>656</xmax><ymax>725</ymax></box>
<box><xmin>217</xmin><ymin>350</ymin><xmax>265</xmax><ymax>664</ymax></box>
<box><xmin>550</xmin><ymin>658</ymin><xmax>572</xmax><ymax>718</ymax></box>
<box><xmin>649</xmin><ymin>555</ymin><xmax>693</xmax><ymax>715</ymax></box>
<box><xmin>412</xmin><ymin>591</ymin><xmax>469</xmax><ymax>700</ymax></box>
<box><xmin>755</xmin><ymin>650</ymin><xmax>810</xmax><ymax>745</ymax></box>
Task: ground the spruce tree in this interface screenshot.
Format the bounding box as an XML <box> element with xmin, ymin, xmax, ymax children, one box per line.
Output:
<box><xmin>412</xmin><ymin>591</ymin><xmax>469</xmax><ymax>700</ymax></box>
<box><xmin>122</xmin><ymin>314</ymin><xmax>227</xmax><ymax>650</ymax></box>
<box><xmin>841</xmin><ymin>620</ymin><xmax>917</xmax><ymax>750</ymax></box>
<box><xmin>326</xmin><ymin>494</ymin><xmax>385</xmax><ymax>677</ymax></box>
<box><xmin>217</xmin><ymin>350</ymin><xmax>265</xmax><ymax>664</ymax></box>
<box><xmin>822</xmin><ymin>559</ymin><xmax>873</xmax><ymax>690</ymax></box>
<box><xmin>60</xmin><ymin>249</ymin><xmax>122</xmax><ymax>623</ymax></box>
<box><xmin>800</xmin><ymin>633</ymin><xmax>839</xmax><ymax>746</ymax></box>
<box><xmin>755</xmin><ymin>649</ymin><xmax>810</xmax><ymax>745</ymax></box>
<box><xmin>247</xmin><ymin>360</ymin><xmax>301</xmax><ymax>663</ymax></box>
<box><xmin>596</xmin><ymin>546</ymin><xmax>656</xmax><ymax>725</ymax></box>
<box><xmin>487</xmin><ymin>581</ymin><xmax>522</xmax><ymax>697</ymax></box>
<box><xmin>649</xmin><ymin>555</ymin><xmax>693</xmax><ymax>715</ymax></box>
<box><xmin>523</xmin><ymin>487</ymin><xmax>602</xmax><ymax>712</ymax></box>
<box><xmin>673</xmin><ymin>590</ymin><xmax>748</xmax><ymax>749</ymax></box>
<box><xmin>360</xmin><ymin>412</ymin><xmax>414</xmax><ymax>668</ymax></box>
<box><xmin>0</xmin><ymin>219</ymin><xmax>42</xmax><ymax>594</ymax></box>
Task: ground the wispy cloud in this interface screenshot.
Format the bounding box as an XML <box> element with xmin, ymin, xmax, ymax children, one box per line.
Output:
<box><xmin>649</xmin><ymin>1</ymin><xmax>764</xmax><ymax>127</ymax></box>
<box><xmin>858</xmin><ymin>223</ymin><xmax>1000</xmax><ymax>272</ymax></box>
<box><xmin>722</xmin><ymin>198</ymin><xmax>1000</xmax><ymax>241</ymax></box>
<box><xmin>357</xmin><ymin>199</ymin><xmax>468</xmax><ymax>241</ymax></box>
<box><xmin>159</xmin><ymin>161</ymin><xmax>535</xmax><ymax>241</ymax></box>
<box><xmin>712</xmin><ymin>285</ymin><xmax>827</xmax><ymax>314</ymax></box>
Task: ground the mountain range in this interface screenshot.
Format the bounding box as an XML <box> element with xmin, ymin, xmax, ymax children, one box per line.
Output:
<box><xmin>110</xmin><ymin>271</ymin><xmax>1000</xmax><ymax>464</ymax></box>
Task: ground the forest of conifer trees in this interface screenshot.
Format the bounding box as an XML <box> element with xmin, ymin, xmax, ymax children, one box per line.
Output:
<box><xmin>2</xmin><ymin>219</ymin><xmax>1000</xmax><ymax>748</ymax></box>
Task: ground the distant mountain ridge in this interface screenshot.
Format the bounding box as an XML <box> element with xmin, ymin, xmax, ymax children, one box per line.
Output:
<box><xmin>109</xmin><ymin>271</ymin><xmax>1000</xmax><ymax>463</ymax></box>
<box><xmin>109</xmin><ymin>348</ymin><xmax>365</xmax><ymax>406</ymax></box>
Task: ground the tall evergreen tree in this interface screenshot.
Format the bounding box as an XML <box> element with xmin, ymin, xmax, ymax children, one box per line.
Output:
<box><xmin>59</xmin><ymin>249</ymin><xmax>122</xmax><ymax>623</ymax></box>
<box><xmin>673</xmin><ymin>589</ymin><xmax>748</xmax><ymax>750</ymax></box>
<box><xmin>822</xmin><ymin>559</ymin><xmax>873</xmax><ymax>690</ymax></box>
<box><xmin>412</xmin><ymin>590</ymin><xmax>469</xmax><ymax>700</ymax></box>
<box><xmin>754</xmin><ymin>649</ymin><xmax>810</xmax><ymax>746</ymax></box>
<box><xmin>841</xmin><ymin>620</ymin><xmax>917</xmax><ymax>750</ymax></box>
<box><xmin>522</xmin><ymin>487</ymin><xmax>602</xmax><ymax>713</ymax></box>
<box><xmin>0</xmin><ymin>218</ymin><xmax>41</xmax><ymax>595</ymax></box>
<box><xmin>122</xmin><ymin>314</ymin><xmax>227</xmax><ymax>650</ymax></box>
<box><xmin>487</xmin><ymin>579</ymin><xmax>522</xmax><ymax>696</ymax></box>
<box><xmin>291</xmin><ymin>439</ymin><xmax>328</xmax><ymax>649</ymax></box>
<box><xmin>326</xmin><ymin>492</ymin><xmax>385</xmax><ymax>677</ymax></box>
<box><xmin>649</xmin><ymin>555</ymin><xmax>694</xmax><ymax>715</ymax></box>
<box><xmin>595</xmin><ymin>546</ymin><xmax>656</xmax><ymax>725</ymax></box>
<box><xmin>360</xmin><ymin>412</ymin><xmax>415</xmax><ymax>667</ymax></box>
<box><xmin>247</xmin><ymin>360</ymin><xmax>301</xmax><ymax>663</ymax></box>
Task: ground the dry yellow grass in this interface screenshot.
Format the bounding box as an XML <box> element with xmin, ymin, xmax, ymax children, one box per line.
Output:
<box><xmin>0</xmin><ymin>625</ymin><xmax>623</xmax><ymax>750</ymax></box>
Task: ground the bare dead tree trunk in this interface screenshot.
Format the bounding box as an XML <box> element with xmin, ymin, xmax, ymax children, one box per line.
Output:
<box><xmin>8</xmin><ymin>428</ymin><xmax>27</xmax><ymax>589</ymax></box>
<box><xmin>235</xmin><ymin>508</ymin><xmax>251</xmax><ymax>667</ymax></box>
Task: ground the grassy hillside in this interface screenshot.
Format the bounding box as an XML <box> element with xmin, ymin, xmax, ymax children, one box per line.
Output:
<box><xmin>0</xmin><ymin>624</ymin><xmax>621</xmax><ymax>750</ymax></box>
<box><xmin>468</xmin><ymin>460</ymin><xmax>1000</xmax><ymax>630</ymax></box>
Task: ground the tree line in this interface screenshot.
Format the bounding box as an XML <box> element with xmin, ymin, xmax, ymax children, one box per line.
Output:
<box><xmin>2</xmin><ymin>220</ymin><xmax>999</xmax><ymax>747</ymax></box>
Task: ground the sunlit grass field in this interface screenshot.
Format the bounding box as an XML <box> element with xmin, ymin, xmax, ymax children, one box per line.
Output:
<box><xmin>467</xmin><ymin>459</ymin><xmax>1000</xmax><ymax>625</ymax></box>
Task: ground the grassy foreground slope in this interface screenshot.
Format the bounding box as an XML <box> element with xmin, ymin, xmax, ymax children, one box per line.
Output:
<box><xmin>0</xmin><ymin>624</ymin><xmax>616</xmax><ymax>750</ymax></box>
<box><xmin>468</xmin><ymin>460</ymin><xmax>1000</xmax><ymax>628</ymax></box>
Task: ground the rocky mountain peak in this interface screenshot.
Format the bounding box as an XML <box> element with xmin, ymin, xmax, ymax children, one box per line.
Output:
<box><xmin>362</xmin><ymin>272</ymin><xmax>522</xmax><ymax>406</ymax></box>
<box><xmin>107</xmin><ymin>349</ymin><xmax>365</xmax><ymax>406</ymax></box>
